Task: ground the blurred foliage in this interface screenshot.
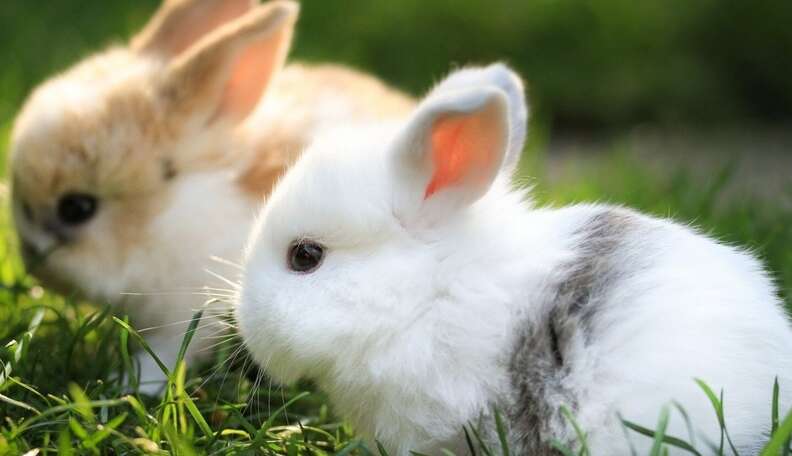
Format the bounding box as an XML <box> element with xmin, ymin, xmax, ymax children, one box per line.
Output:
<box><xmin>1</xmin><ymin>0</ymin><xmax>791</xmax><ymax>133</ymax></box>
<box><xmin>295</xmin><ymin>0</ymin><xmax>792</xmax><ymax>128</ymax></box>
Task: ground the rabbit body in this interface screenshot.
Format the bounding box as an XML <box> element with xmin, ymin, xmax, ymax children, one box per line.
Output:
<box><xmin>9</xmin><ymin>0</ymin><xmax>413</xmax><ymax>389</ymax></box>
<box><xmin>237</xmin><ymin>64</ymin><xmax>792</xmax><ymax>454</ymax></box>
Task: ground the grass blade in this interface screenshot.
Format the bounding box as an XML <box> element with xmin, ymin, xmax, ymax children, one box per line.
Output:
<box><xmin>671</xmin><ymin>401</ymin><xmax>697</xmax><ymax>448</ymax></box>
<box><xmin>260</xmin><ymin>391</ymin><xmax>310</xmax><ymax>432</ymax></box>
<box><xmin>467</xmin><ymin>422</ymin><xmax>495</xmax><ymax>456</ymax></box>
<box><xmin>0</xmin><ymin>308</ymin><xmax>44</xmax><ymax>386</ymax></box>
<box><xmin>227</xmin><ymin>406</ymin><xmax>258</xmax><ymax>436</ymax></box>
<box><xmin>550</xmin><ymin>440</ymin><xmax>577</xmax><ymax>456</ymax></box>
<box><xmin>335</xmin><ymin>439</ymin><xmax>366</xmax><ymax>456</ymax></box>
<box><xmin>773</xmin><ymin>377</ymin><xmax>780</xmax><ymax>435</ymax></box>
<box><xmin>176</xmin><ymin>310</ymin><xmax>203</xmax><ymax>366</ymax></box>
<box><xmin>10</xmin><ymin>399</ymin><xmax>128</xmax><ymax>439</ymax></box>
<box><xmin>250</xmin><ymin>391</ymin><xmax>311</xmax><ymax>450</ymax></box>
<box><xmin>85</xmin><ymin>412</ymin><xmax>127</xmax><ymax>447</ymax></box>
<box><xmin>0</xmin><ymin>392</ymin><xmax>40</xmax><ymax>414</ymax></box>
<box><xmin>118</xmin><ymin>316</ymin><xmax>137</xmax><ymax>392</ymax></box>
<box><xmin>180</xmin><ymin>382</ymin><xmax>213</xmax><ymax>440</ymax></box>
<box><xmin>695</xmin><ymin>379</ymin><xmax>725</xmax><ymax>453</ymax></box>
<box><xmin>112</xmin><ymin>317</ymin><xmax>170</xmax><ymax>377</ymax></box>
<box><xmin>761</xmin><ymin>408</ymin><xmax>792</xmax><ymax>456</ymax></box>
<box><xmin>559</xmin><ymin>405</ymin><xmax>589</xmax><ymax>456</ymax></box>
<box><xmin>57</xmin><ymin>427</ymin><xmax>74</xmax><ymax>456</ymax></box>
<box><xmin>649</xmin><ymin>406</ymin><xmax>670</xmax><ymax>456</ymax></box>
<box><xmin>492</xmin><ymin>407</ymin><xmax>510</xmax><ymax>456</ymax></box>
<box><xmin>463</xmin><ymin>426</ymin><xmax>478</xmax><ymax>456</ymax></box>
<box><xmin>68</xmin><ymin>383</ymin><xmax>95</xmax><ymax>423</ymax></box>
<box><xmin>621</xmin><ymin>419</ymin><xmax>701</xmax><ymax>455</ymax></box>
<box><xmin>377</xmin><ymin>440</ymin><xmax>391</xmax><ymax>456</ymax></box>
<box><xmin>617</xmin><ymin>414</ymin><xmax>639</xmax><ymax>456</ymax></box>
<box><xmin>718</xmin><ymin>389</ymin><xmax>740</xmax><ymax>456</ymax></box>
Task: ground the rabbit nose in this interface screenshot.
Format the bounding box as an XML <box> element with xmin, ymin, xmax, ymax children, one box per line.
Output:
<box><xmin>41</xmin><ymin>219</ymin><xmax>72</xmax><ymax>244</ymax></box>
<box><xmin>20</xmin><ymin>238</ymin><xmax>39</xmax><ymax>259</ymax></box>
<box><xmin>19</xmin><ymin>237</ymin><xmax>50</xmax><ymax>271</ymax></box>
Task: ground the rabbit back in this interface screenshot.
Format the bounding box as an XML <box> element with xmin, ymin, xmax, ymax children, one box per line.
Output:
<box><xmin>505</xmin><ymin>205</ymin><xmax>792</xmax><ymax>453</ymax></box>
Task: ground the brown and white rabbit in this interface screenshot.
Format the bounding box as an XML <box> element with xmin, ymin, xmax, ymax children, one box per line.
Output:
<box><xmin>8</xmin><ymin>0</ymin><xmax>413</xmax><ymax>391</ymax></box>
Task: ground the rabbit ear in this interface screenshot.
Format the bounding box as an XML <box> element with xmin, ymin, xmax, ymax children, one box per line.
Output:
<box><xmin>160</xmin><ymin>1</ymin><xmax>298</xmax><ymax>124</ymax></box>
<box><xmin>391</xmin><ymin>64</ymin><xmax>527</xmax><ymax>224</ymax></box>
<box><xmin>428</xmin><ymin>64</ymin><xmax>528</xmax><ymax>171</ymax></box>
<box><xmin>131</xmin><ymin>0</ymin><xmax>256</xmax><ymax>57</ymax></box>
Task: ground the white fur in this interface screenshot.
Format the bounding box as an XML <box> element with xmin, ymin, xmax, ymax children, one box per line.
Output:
<box><xmin>114</xmin><ymin>170</ymin><xmax>258</xmax><ymax>391</ymax></box>
<box><xmin>237</xmin><ymin>64</ymin><xmax>792</xmax><ymax>454</ymax></box>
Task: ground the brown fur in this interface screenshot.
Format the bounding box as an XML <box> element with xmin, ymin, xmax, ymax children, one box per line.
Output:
<box><xmin>238</xmin><ymin>63</ymin><xmax>415</xmax><ymax>195</ymax></box>
<box><xmin>9</xmin><ymin>0</ymin><xmax>414</xmax><ymax>304</ymax></box>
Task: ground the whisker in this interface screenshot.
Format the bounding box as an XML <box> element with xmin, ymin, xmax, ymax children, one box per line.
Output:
<box><xmin>209</xmin><ymin>255</ymin><xmax>244</xmax><ymax>270</ymax></box>
<box><xmin>266</xmin><ymin>374</ymin><xmax>273</xmax><ymax>423</ymax></box>
<box><xmin>198</xmin><ymin>335</ymin><xmax>238</xmax><ymax>354</ymax></box>
<box><xmin>204</xmin><ymin>269</ymin><xmax>241</xmax><ymax>290</ymax></box>
<box><xmin>237</xmin><ymin>355</ymin><xmax>254</xmax><ymax>412</ymax></box>
<box><xmin>203</xmin><ymin>288</ymin><xmax>236</xmax><ymax>297</ymax></box>
<box><xmin>200</xmin><ymin>341</ymin><xmax>246</xmax><ymax>395</ymax></box>
<box><xmin>200</xmin><ymin>289</ymin><xmax>238</xmax><ymax>298</ymax></box>
<box><xmin>136</xmin><ymin>317</ymin><xmax>230</xmax><ymax>333</ymax></box>
<box><xmin>248</xmin><ymin>362</ymin><xmax>265</xmax><ymax>415</ymax></box>
<box><xmin>201</xmin><ymin>293</ymin><xmax>237</xmax><ymax>301</ymax></box>
<box><xmin>281</xmin><ymin>382</ymin><xmax>290</xmax><ymax>426</ymax></box>
<box><xmin>120</xmin><ymin>289</ymin><xmax>223</xmax><ymax>297</ymax></box>
<box><xmin>202</xmin><ymin>286</ymin><xmax>239</xmax><ymax>293</ymax></box>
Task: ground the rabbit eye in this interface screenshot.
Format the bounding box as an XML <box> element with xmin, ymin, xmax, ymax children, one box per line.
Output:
<box><xmin>57</xmin><ymin>193</ymin><xmax>98</xmax><ymax>225</ymax></box>
<box><xmin>288</xmin><ymin>240</ymin><xmax>324</xmax><ymax>273</ymax></box>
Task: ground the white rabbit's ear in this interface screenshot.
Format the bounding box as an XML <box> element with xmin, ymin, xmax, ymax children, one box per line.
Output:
<box><xmin>132</xmin><ymin>0</ymin><xmax>256</xmax><ymax>57</ymax></box>
<box><xmin>429</xmin><ymin>64</ymin><xmax>528</xmax><ymax>170</ymax></box>
<box><xmin>160</xmin><ymin>1</ymin><xmax>298</xmax><ymax>124</ymax></box>
<box><xmin>391</xmin><ymin>64</ymin><xmax>527</xmax><ymax>224</ymax></box>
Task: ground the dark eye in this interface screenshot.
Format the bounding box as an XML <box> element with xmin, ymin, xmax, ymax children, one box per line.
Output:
<box><xmin>288</xmin><ymin>240</ymin><xmax>324</xmax><ymax>273</ymax></box>
<box><xmin>57</xmin><ymin>193</ymin><xmax>98</xmax><ymax>225</ymax></box>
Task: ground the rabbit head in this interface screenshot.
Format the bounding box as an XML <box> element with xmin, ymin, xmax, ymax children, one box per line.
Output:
<box><xmin>237</xmin><ymin>65</ymin><xmax>527</xmax><ymax>448</ymax></box>
<box><xmin>9</xmin><ymin>0</ymin><xmax>298</xmax><ymax>301</ymax></box>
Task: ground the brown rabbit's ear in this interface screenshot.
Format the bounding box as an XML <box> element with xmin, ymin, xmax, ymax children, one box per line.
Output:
<box><xmin>161</xmin><ymin>1</ymin><xmax>298</xmax><ymax>124</ymax></box>
<box><xmin>131</xmin><ymin>0</ymin><xmax>256</xmax><ymax>57</ymax></box>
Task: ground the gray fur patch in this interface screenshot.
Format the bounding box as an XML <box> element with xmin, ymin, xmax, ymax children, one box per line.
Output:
<box><xmin>506</xmin><ymin>208</ymin><xmax>638</xmax><ymax>453</ymax></box>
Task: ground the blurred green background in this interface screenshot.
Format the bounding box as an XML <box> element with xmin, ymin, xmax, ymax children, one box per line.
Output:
<box><xmin>2</xmin><ymin>0</ymin><xmax>792</xmax><ymax>130</ymax></box>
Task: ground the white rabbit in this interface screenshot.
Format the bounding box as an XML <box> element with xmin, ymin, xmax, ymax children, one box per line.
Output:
<box><xmin>9</xmin><ymin>0</ymin><xmax>413</xmax><ymax>392</ymax></box>
<box><xmin>237</xmin><ymin>63</ymin><xmax>792</xmax><ymax>454</ymax></box>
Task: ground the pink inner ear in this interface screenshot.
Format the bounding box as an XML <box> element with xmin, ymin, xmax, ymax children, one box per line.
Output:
<box><xmin>424</xmin><ymin>107</ymin><xmax>503</xmax><ymax>199</ymax></box>
<box><xmin>217</xmin><ymin>25</ymin><xmax>292</xmax><ymax>121</ymax></box>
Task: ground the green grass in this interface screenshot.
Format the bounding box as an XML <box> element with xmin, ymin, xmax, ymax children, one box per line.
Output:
<box><xmin>1</xmin><ymin>147</ymin><xmax>791</xmax><ymax>454</ymax></box>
